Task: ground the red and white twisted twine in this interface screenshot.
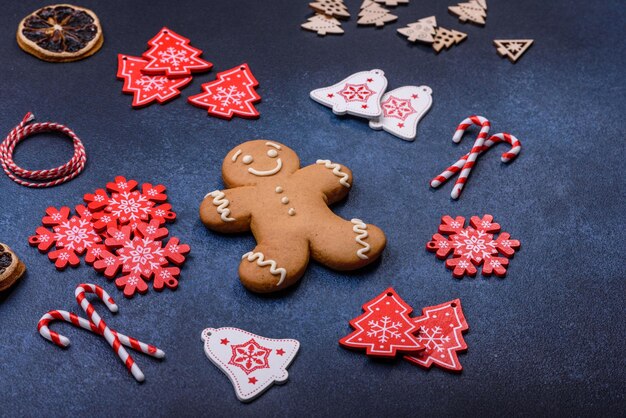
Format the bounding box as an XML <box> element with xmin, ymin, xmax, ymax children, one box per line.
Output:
<box><xmin>0</xmin><ymin>112</ymin><xmax>86</xmax><ymax>188</ymax></box>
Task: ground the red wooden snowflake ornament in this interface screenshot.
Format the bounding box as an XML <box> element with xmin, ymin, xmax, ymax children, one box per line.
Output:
<box><xmin>29</xmin><ymin>205</ymin><xmax>104</xmax><ymax>270</ymax></box>
<box><xmin>141</xmin><ymin>27</ymin><xmax>213</xmax><ymax>78</ymax></box>
<box><xmin>188</xmin><ymin>63</ymin><xmax>261</xmax><ymax>120</ymax></box>
<box><xmin>93</xmin><ymin>219</ymin><xmax>190</xmax><ymax>297</ymax></box>
<box><xmin>427</xmin><ymin>214</ymin><xmax>520</xmax><ymax>278</ymax></box>
<box><xmin>117</xmin><ymin>54</ymin><xmax>192</xmax><ymax>108</ymax></box>
<box><xmin>339</xmin><ymin>288</ymin><xmax>424</xmax><ymax>357</ymax></box>
<box><xmin>404</xmin><ymin>299</ymin><xmax>469</xmax><ymax>372</ymax></box>
<box><xmin>83</xmin><ymin>176</ymin><xmax>176</xmax><ymax>234</ymax></box>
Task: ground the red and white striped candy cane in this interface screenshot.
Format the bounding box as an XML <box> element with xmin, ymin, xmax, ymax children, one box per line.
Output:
<box><xmin>75</xmin><ymin>283</ymin><xmax>145</xmax><ymax>382</ymax></box>
<box><xmin>37</xmin><ymin>310</ymin><xmax>165</xmax><ymax>358</ymax></box>
<box><xmin>430</xmin><ymin>132</ymin><xmax>522</xmax><ymax>187</ymax></box>
<box><xmin>0</xmin><ymin>112</ymin><xmax>86</xmax><ymax>188</ymax></box>
<box><xmin>450</xmin><ymin>115</ymin><xmax>491</xmax><ymax>199</ymax></box>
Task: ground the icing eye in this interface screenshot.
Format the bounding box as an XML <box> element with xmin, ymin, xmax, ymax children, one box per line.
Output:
<box><xmin>267</xmin><ymin>149</ymin><xmax>278</xmax><ymax>158</ymax></box>
<box><xmin>242</xmin><ymin>155</ymin><xmax>253</xmax><ymax>164</ymax></box>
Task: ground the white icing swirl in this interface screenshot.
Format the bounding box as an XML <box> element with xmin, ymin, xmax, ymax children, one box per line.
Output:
<box><xmin>316</xmin><ymin>160</ymin><xmax>351</xmax><ymax>188</ymax></box>
<box><xmin>350</xmin><ymin>218</ymin><xmax>370</xmax><ymax>260</ymax></box>
<box><xmin>241</xmin><ymin>252</ymin><xmax>287</xmax><ymax>286</ymax></box>
<box><xmin>206</xmin><ymin>190</ymin><xmax>235</xmax><ymax>222</ymax></box>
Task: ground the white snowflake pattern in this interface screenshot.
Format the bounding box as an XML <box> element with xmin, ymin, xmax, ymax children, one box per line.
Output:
<box><xmin>367</xmin><ymin>316</ymin><xmax>402</xmax><ymax>343</ymax></box>
<box><xmin>452</xmin><ymin>228</ymin><xmax>497</xmax><ymax>261</ymax></box>
<box><xmin>417</xmin><ymin>326</ymin><xmax>450</xmax><ymax>352</ymax></box>
<box><xmin>158</xmin><ymin>47</ymin><xmax>189</xmax><ymax>67</ymax></box>
<box><xmin>135</xmin><ymin>76</ymin><xmax>167</xmax><ymax>92</ymax></box>
<box><xmin>381</xmin><ymin>96</ymin><xmax>416</xmax><ymax>121</ymax></box>
<box><xmin>212</xmin><ymin>85</ymin><xmax>246</xmax><ymax>107</ymax></box>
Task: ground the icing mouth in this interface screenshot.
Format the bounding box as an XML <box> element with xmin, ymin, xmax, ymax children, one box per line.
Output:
<box><xmin>248</xmin><ymin>159</ymin><xmax>282</xmax><ymax>176</ymax></box>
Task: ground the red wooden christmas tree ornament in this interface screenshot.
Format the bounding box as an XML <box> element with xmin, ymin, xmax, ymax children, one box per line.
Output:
<box><xmin>339</xmin><ymin>288</ymin><xmax>424</xmax><ymax>358</ymax></box>
<box><xmin>188</xmin><ymin>63</ymin><xmax>261</xmax><ymax>120</ymax></box>
<box><xmin>141</xmin><ymin>27</ymin><xmax>213</xmax><ymax>78</ymax></box>
<box><xmin>117</xmin><ymin>54</ymin><xmax>192</xmax><ymax>108</ymax></box>
<box><xmin>404</xmin><ymin>299</ymin><xmax>469</xmax><ymax>372</ymax></box>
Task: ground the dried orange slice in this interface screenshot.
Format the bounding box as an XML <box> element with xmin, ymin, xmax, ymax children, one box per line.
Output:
<box><xmin>17</xmin><ymin>4</ymin><xmax>103</xmax><ymax>62</ymax></box>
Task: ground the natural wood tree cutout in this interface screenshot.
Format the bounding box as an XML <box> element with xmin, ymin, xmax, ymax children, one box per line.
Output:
<box><xmin>494</xmin><ymin>39</ymin><xmax>534</xmax><ymax>63</ymax></box>
<box><xmin>373</xmin><ymin>0</ymin><xmax>409</xmax><ymax>6</ymax></box>
<box><xmin>309</xmin><ymin>0</ymin><xmax>350</xmax><ymax>19</ymax></box>
<box><xmin>448</xmin><ymin>0</ymin><xmax>487</xmax><ymax>26</ymax></box>
<box><xmin>358</xmin><ymin>0</ymin><xmax>398</xmax><ymax>27</ymax></box>
<box><xmin>302</xmin><ymin>14</ymin><xmax>344</xmax><ymax>36</ymax></box>
<box><xmin>432</xmin><ymin>27</ymin><xmax>467</xmax><ymax>53</ymax></box>
<box><xmin>397</xmin><ymin>16</ymin><xmax>437</xmax><ymax>43</ymax></box>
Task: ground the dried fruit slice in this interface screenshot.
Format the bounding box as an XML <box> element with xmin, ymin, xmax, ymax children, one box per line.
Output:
<box><xmin>17</xmin><ymin>4</ymin><xmax>103</xmax><ymax>62</ymax></box>
<box><xmin>0</xmin><ymin>243</ymin><xmax>26</xmax><ymax>292</ymax></box>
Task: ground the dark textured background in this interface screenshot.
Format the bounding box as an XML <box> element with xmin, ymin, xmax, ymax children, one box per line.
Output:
<box><xmin>1</xmin><ymin>0</ymin><xmax>624</xmax><ymax>416</ymax></box>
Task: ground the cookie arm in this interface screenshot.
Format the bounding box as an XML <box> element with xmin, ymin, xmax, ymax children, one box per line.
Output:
<box><xmin>296</xmin><ymin>160</ymin><xmax>353</xmax><ymax>204</ymax></box>
<box><xmin>199</xmin><ymin>187</ymin><xmax>253</xmax><ymax>233</ymax></box>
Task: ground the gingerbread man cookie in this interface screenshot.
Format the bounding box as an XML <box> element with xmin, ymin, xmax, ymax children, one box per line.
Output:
<box><xmin>200</xmin><ymin>140</ymin><xmax>386</xmax><ymax>293</ymax></box>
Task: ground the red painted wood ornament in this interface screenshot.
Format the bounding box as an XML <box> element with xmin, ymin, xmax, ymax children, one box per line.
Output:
<box><xmin>188</xmin><ymin>63</ymin><xmax>261</xmax><ymax>120</ymax></box>
<box><xmin>141</xmin><ymin>27</ymin><xmax>213</xmax><ymax>77</ymax></box>
<box><xmin>339</xmin><ymin>287</ymin><xmax>424</xmax><ymax>357</ymax></box>
<box><xmin>404</xmin><ymin>299</ymin><xmax>469</xmax><ymax>372</ymax></box>
<box><xmin>427</xmin><ymin>214</ymin><xmax>521</xmax><ymax>278</ymax></box>
<box><xmin>117</xmin><ymin>54</ymin><xmax>191</xmax><ymax>108</ymax></box>
<box><xmin>29</xmin><ymin>205</ymin><xmax>104</xmax><ymax>270</ymax></box>
<box><xmin>93</xmin><ymin>219</ymin><xmax>190</xmax><ymax>298</ymax></box>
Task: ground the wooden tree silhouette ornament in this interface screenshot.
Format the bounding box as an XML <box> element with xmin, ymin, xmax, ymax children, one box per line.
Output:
<box><xmin>358</xmin><ymin>0</ymin><xmax>398</xmax><ymax>27</ymax></box>
<box><xmin>397</xmin><ymin>16</ymin><xmax>437</xmax><ymax>44</ymax></box>
<box><xmin>448</xmin><ymin>0</ymin><xmax>487</xmax><ymax>26</ymax></box>
<box><xmin>494</xmin><ymin>39</ymin><xmax>534</xmax><ymax>63</ymax></box>
<box><xmin>302</xmin><ymin>14</ymin><xmax>344</xmax><ymax>36</ymax></box>
<box><xmin>309</xmin><ymin>0</ymin><xmax>350</xmax><ymax>19</ymax></box>
<box><xmin>432</xmin><ymin>27</ymin><xmax>467</xmax><ymax>53</ymax></box>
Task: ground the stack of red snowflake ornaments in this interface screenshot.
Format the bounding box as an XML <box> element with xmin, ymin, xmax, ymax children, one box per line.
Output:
<box><xmin>29</xmin><ymin>176</ymin><xmax>190</xmax><ymax>298</ymax></box>
<box><xmin>340</xmin><ymin>288</ymin><xmax>469</xmax><ymax>371</ymax></box>
<box><xmin>117</xmin><ymin>27</ymin><xmax>261</xmax><ymax>119</ymax></box>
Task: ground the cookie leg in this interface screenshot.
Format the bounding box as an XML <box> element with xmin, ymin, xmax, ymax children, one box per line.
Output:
<box><xmin>310</xmin><ymin>218</ymin><xmax>386</xmax><ymax>270</ymax></box>
<box><xmin>239</xmin><ymin>240</ymin><xmax>310</xmax><ymax>293</ymax></box>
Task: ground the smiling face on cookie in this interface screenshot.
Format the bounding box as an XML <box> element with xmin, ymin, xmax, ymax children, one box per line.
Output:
<box><xmin>222</xmin><ymin>140</ymin><xmax>300</xmax><ymax>187</ymax></box>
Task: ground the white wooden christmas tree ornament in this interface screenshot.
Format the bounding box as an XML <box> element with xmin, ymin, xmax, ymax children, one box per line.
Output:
<box><xmin>201</xmin><ymin>327</ymin><xmax>300</xmax><ymax>402</ymax></box>
<box><xmin>397</xmin><ymin>16</ymin><xmax>437</xmax><ymax>43</ymax></box>
<box><xmin>369</xmin><ymin>85</ymin><xmax>433</xmax><ymax>141</ymax></box>
<box><xmin>310</xmin><ymin>69</ymin><xmax>388</xmax><ymax>119</ymax></box>
<box><xmin>302</xmin><ymin>14</ymin><xmax>344</xmax><ymax>36</ymax></box>
<box><xmin>494</xmin><ymin>39</ymin><xmax>534</xmax><ymax>63</ymax></box>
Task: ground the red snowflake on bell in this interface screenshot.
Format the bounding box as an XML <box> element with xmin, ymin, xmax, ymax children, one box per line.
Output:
<box><xmin>29</xmin><ymin>206</ymin><xmax>104</xmax><ymax>270</ymax></box>
<box><xmin>228</xmin><ymin>338</ymin><xmax>272</xmax><ymax>374</ymax></box>
<box><xmin>338</xmin><ymin>83</ymin><xmax>375</xmax><ymax>102</ymax></box>
<box><xmin>381</xmin><ymin>96</ymin><xmax>416</xmax><ymax>121</ymax></box>
<box><xmin>427</xmin><ymin>214</ymin><xmax>520</xmax><ymax>278</ymax></box>
<box><xmin>93</xmin><ymin>219</ymin><xmax>190</xmax><ymax>297</ymax></box>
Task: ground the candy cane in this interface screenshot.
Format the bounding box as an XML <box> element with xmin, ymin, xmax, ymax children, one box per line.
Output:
<box><xmin>450</xmin><ymin>116</ymin><xmax>491</xmax><ymax>199</ymax></box>
<box><xmin>431</xmin><ymin>132</ymin><xmax>522</xmax><ymax>187</ymax></box>
<box><xmin>74</xmin><ymin>284</ymin><xmax>145</xmax><ymax>382</ymax></box>
<box><xmin>0</xmin><ymin>112</ymin><xmax>86</xmax><ymax>188</ymax></box>
<box><xmin>37</xmin><ymin>310</ymin><xmax>165</xmax><ymax>358</ymax></box>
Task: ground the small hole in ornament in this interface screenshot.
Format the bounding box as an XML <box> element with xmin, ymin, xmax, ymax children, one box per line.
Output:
<box><xmin>122</xmin><ymin>57</ymin><xmax>127</xmax><ymax>61</ymax></box>
<box><xmin>240</xmin><ymin>66</ymin><xmax>245</xmax><ymax>70</ymax></box>
<box><xmin>164</xmin><ymin>30</ymin><xmax>169</xmax><ymax>34</ymax></box>
<box><xmin>427</xmin><ymin>242</ymin><xmax>436</xmax><ymax>248</ymax></box>
<box><xmin>450</xmin><ymin>302</ymin><xmax>457</xmax><ymax>308</ymax></box>
<box><xmin>386</xmin><ymin>292</ymin><xmax>393</xmax><ymax>297</ymax></box>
